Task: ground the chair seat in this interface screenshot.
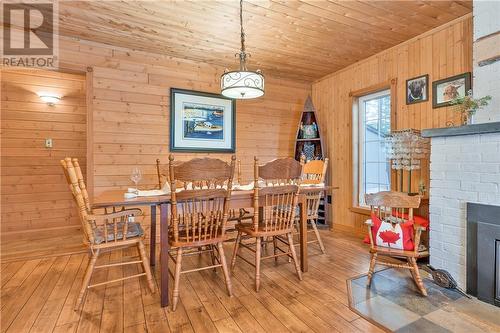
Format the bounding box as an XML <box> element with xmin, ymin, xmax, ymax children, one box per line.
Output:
<box><xmin>93</xmin><ymin>221</ymin><xmax>144</xmax><ymax>244</ymax></box>
<box><xmin>169</xmin><ymin>229</ymin><xmax>225</xmax><ymax>247</ymax></box>
<box><xmin>227</xmin><ymin>208</ymin><xmax>253</xmax><ymax>222</ymax></box>
<box><xmin>235</xmin><ymin>222</ymin><xmax>292</xmax><ymax>236</ymax></box>
<box><xmin>276</xmin><ymin>205</ymin><xmax>314</xmax><ymax>217</ymax></box>
<box><xmin>370</xmin><ymin>246</ymin><xmax>429</xmax><ymax>258</ymax></box>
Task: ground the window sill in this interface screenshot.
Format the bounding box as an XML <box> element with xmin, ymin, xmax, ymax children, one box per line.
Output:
<box><xmin>350</xmin><ymin>206</ymin><xmax>371</xmax><ymax>216</ymax></box>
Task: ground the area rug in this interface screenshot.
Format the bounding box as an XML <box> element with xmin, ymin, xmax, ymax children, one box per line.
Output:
<box><xmin>347</xmin><ymin>268</ymin><xmax>500</xmax><ymax>332</ymax></box>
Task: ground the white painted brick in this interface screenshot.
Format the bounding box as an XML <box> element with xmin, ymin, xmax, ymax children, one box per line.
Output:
<box><xmin>431</xmin><ymin>137</ymin><xmax>447</xmax><ymax>145</ymax></box>
<box><xmin>446</xmin><ymin>135</ymin><xmax>479</xmax><ymax>145</ymax></box>
<box><xmin>429</xmin><ymin>131</ymin><xmax>500</xmax><ymax>288</ymax></box>
<box><xmin>446</xmin><ymin>152</ymin><xmax>482</xmax><ymax>163</ymax></box>
<box><xmin>429</xmin><ymin>213</ymin><xmax>441</xmax><ymax>226</ymax></box>
<box><xmin>480</xmin><ymin>133</ymin><xmax>500</xmax><ymax>143</ymax></box>
<box><xmin>462</xmin><ymin>163</ymin><xmax>499</xmax><ymax>173</ymax></box>
<box><xmin>482</xmin><ymin>152</ymin><xmax>500</xmax><ymax>162</ymax></box>
<box><xmin>478</xmin><ymin>192</ymin><xmax>500</xmax><ymax>204</ymax></box>
<box><xmin>461</xmin><ymin>181</ymin><xmax>498</xmax><ymax>193</ymax></box>
<box><xmin>429</xmin><ymin>206</ymin><xmax>442</xmax><ymax>215</ymax></box>
<box><xmin>440</xmin><ymin>215</ymin><xmax>465</xmax><ymax>227</ymax></box>
<box><xmin>430</xmin><ymin>162</ymin><xmax>461</xmax><ymax>172</ymax></box>
<box><xmin>430</xmin><ymin>171</ymin><xmax>446</xmax><ymax>180</ymax></box>
<box><xmin>444</xmin><ymin>189</ymin><xmax>478</xmax><ymax>202</ymax></box>
<box><xmin>442</xmin><ymin>242</ymin><xmax>465</xmax><ymax>257</ymax></box>
<box><xmin>430</xmin><ymin>179</ymin><xmax>461</xmax><ymax>189</ymax></box>
<box><xmin>442</xmin><ymin>233</ymin><xmax>465</xmax><ymax>247</ymax></box>
<box><xmin>445</xmin><ymin>171</ymin><xmax>480</xmax><ymax>182</ymax></box>
<box><xmin>443</xmin><ymin>207</ymin><xmax>465</xmax><ymax>219</ymax></box>
<box><xmin>480</xmin><ymin>173</ymin><xmax>500</xmax><ymax>184</ymax></box>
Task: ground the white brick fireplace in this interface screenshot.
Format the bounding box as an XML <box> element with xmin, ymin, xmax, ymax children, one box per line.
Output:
<box><xmin>425</xmin><ymin>130</ymin><xmax>500</xmax><ymax>289</ymax></box>
<box><xmin>423</xmin><ymin>0</ymin><xmax>500</xmax><ymax>292</ymax></box>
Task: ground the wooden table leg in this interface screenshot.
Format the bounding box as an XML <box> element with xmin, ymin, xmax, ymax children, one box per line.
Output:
<box><xmin>150</xmin><ymin>205</ymin><xmax>156</xmax><ymax>266</ymax></box>
<box><xmin>160</xmin><ymin>203</ymin><xmax>169</xmax><ymax>307</ymax></box>
<box><xmin>299</xmin><ymin>196</ymin><xmax>308</xmax><ymax>272</ymax></box>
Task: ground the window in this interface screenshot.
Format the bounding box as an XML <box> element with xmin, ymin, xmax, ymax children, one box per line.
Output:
<box><xmin>353</xmin><ymin>89</ymin><xmax>391</xmax><ymax>207</ymax></box>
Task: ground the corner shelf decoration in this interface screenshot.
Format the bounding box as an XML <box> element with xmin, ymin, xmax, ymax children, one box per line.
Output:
<box><xmin>294</xmin><ymin>96</ymin><xmax>328</xmax><ymax>227</ymax></box>
<box><xmin>294</xmin><ymin>96</ymin><xmax>323</xmax><ymax>161</ymax></box>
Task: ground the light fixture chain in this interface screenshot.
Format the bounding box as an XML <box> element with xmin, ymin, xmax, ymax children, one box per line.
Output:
<box><xmin>240</xmin><ymin>0</ymin><xmax>245</xmax><ymax>53</ymax></box>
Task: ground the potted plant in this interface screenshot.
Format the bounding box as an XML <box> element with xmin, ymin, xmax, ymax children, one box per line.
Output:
<box><xmin>449</xmin><ymin>90</ymin><xmax>492</xmax><ymax>125</ymax></box>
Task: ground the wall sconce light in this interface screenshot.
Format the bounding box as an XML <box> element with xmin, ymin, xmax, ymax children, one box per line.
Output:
<box><xmin>38</xmin><ymin>94</ymin><xmax>61</xmax><ymax>105</ymax></box>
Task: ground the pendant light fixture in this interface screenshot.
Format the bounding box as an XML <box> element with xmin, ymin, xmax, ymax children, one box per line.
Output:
<box><xmin>220</xmin><ymin>0</ymin><xmax>264</xmax><ymax>99</ymax></box>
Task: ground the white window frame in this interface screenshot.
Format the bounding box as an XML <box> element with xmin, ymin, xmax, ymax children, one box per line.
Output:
<box><xmin>352</xmin><ymin>89</ymin><xmax>391</xmax><ymax>208</ymax></box>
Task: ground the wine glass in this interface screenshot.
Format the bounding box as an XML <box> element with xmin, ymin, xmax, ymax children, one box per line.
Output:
<box><xmin>131</xmin><ymin>167</ymin><xmax>142</xmax><ymax>190</ymax></box>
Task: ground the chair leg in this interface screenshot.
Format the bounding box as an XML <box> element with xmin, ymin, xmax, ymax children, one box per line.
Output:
<box><xmin>231</xmin><ymin>231</ymin><xmax>241</xmax><ymax>271</ymax></box>
<box><xmin>273</xmin><ymin>236</ymin><xmax>278</xmax><ymax>264</ymax></box>
<box><xmin>366</xmin><ymin>252</ymin><xmax>377</xmax><ymax>287</ymax></box>
<box><xmin>287</xmin><ymin>233</ymin><xmax>302</xmax><ymax>281</ymax></box>
<box><xmin>75</xmin><ymin>249</ymin><xmax>99</xmax><ymax>310</ymax></box>
<box><xmin>138</xmin><ymin>240</ymin><xmax>155</xmax><ymax>293</ymax></box>
<box><xmin>408</xmin><ymin>257</ymin><xmax>427</xmax><ymax>296</ymax></box>
<box><xmin>217</xmin><ymin>242</ymin><xmax>233</xmax><ymax>297</ymax></box>
<box><xmin>210</xmin><ymin>245</ymin><xmax>217</xmax><ymax>272</ymax></box>
<box><xmin>172</xmin><ymin>248</ymin><xmax>183</xmax><ymax>311</ymax></box>
<box><xmin>255</xmin><ymin>237</ymin><xmax>262</xmax><ymax>292</ymax></box>
<box><xmin>310</xmin><ymin>219</ymin><xmax>326</xmax><ymax>254</ymax></box>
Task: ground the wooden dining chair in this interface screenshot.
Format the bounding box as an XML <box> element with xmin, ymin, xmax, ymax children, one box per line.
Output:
<box><xmin>365</xmin><ymin>191</ymin><xmax>428</xmax><ymax>296</ymax></box>
<box><xmin>227</xmin><ymin>159</ymin><xmax>252</xmax><ymax>228</ymax></box>
<box><xmin>168</xmin><ymin>155</ymin><xmax>236</xmax><ymax>311</ymax></box>
<box><xmin>294</xmin><ymin>158</ymin><xmax>329</xmax><ymax>254</ymax></box>
<box><xmin>231</xmin><ymin>157</ymin><xmax>303</xmax><ymax>292</ymax></box>
<box><xmin>61</xmin><ymin>158</ymin><xmax>155</xmax><ymax>310</ymax></box>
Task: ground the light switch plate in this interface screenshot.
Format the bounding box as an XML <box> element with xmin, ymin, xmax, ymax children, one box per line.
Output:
<box><xmin>45</xmin><ymin>138</ymin><xmax>53</xmax><ymax>148</ymax></box>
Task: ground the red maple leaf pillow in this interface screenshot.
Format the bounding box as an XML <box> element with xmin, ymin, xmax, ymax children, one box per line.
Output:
<box><xmin>365</xmin><ymin>212</ymin><xmax>415</xmax><ymax>251</ymax></box>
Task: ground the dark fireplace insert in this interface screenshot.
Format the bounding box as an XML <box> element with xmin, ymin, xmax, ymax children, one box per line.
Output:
<box><xmin>467</xmin><ymin>203</ymin><xmax>500</xmax><ymax>306</ymax></box>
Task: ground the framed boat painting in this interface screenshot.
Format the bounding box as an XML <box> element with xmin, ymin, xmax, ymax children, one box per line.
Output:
<box><xmin>170</xmin><ymin>88</ymin><xmax>236</xmax><ymax>153</ymax></box>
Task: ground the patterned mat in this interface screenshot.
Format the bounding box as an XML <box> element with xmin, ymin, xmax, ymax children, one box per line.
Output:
<box><xmin>347</xmin><ymin>268</ymin><xmax>500</xmax><ymax>332</ymax></box>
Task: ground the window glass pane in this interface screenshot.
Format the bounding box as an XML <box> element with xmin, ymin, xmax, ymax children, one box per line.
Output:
<box><xmin>356</xmin><ymin>90</ymin><xmax>391</xmax><ymax>207</ymax></box>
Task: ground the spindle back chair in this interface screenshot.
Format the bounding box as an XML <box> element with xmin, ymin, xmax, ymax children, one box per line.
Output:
<box><xmin>294</xmin><ymin>158</ymin><xmax>329</xmax><ymax>253</ymax></box>
<box><xmin>167</xmin><ymin>154</ymin><xmax>236</xmax><ymax>310</ymax></box>
<box><xmin>61</xmin><ymin>157</ymin><xmax>155</xmax><ymax>310</ymax></box>
<box><xmin>231</xmin><ymin>157</ymin><xmax>302</xmax><ymax>291</ymax></box>
<box><xmin>301</xmin><ymin>158</ymin><xmax>329</xmax><ymax>184</ymax></box>
<box><xmin>365</xmin><ymin>191</ymin><xmax>428</xmax><ymax>296</ymax></box>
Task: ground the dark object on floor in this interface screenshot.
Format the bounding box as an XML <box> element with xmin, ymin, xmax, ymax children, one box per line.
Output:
<box><xmin>423</xmin><ymin>265</ymin><xmax>471</xmax><ymax>298</ymax></box>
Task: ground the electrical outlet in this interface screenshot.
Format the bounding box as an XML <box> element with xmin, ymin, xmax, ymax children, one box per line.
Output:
<box><xmin>45</xmin><ymin>138</ymin><xmax>53</xmax><ymax>148</ymax></box>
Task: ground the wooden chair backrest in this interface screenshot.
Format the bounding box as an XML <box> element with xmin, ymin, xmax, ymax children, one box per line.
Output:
<box><xmin>365</xmin><ymin>191</ymin><xmax>421</xmax><ymax>223</ymax></box>
<box><xmin>61</xmin><ymin>157</ymin><xmax>94</xmax><ymax>243</ymax></box>
<box><xmin>168</xmin><ymin>155</ymin><xmax>236</xmax><ymax>244</ymax></box>
<box><xmin>252</xmin><ymin>157</ymin><xmax>301</xmax><ymax>232</ymax></box>
<box><xmin>301</xmin><ymin>158</ymin><xmax>328</xmax><ymax>184</ymax></box>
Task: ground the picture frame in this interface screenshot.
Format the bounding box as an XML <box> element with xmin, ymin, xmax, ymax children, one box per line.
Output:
<box><xmin>432</xmin><ymin>72</ymin><xmax>471</xmax><ymax>108</ymax></box>
<box><xmin>406</xmin><ymin>74</ymin><xmax>429</xmax><ymax>105</ymax></box>
<box><xmin>170</xmin><ymin>88</ymin><xmax>236</xmax><ymax>153</ymax></box>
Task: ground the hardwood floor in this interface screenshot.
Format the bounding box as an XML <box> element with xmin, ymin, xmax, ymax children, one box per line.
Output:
<box><xmin>1</xmin><ymin>230</ymin><xmax>385</xmax><ymax>333</ymax></box>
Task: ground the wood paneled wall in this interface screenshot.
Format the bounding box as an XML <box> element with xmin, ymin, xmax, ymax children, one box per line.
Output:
<box><xmin>312</xmin><ymin>15</ymin><xmax>472</xmax><ymax>232</ymax></box>
<box><xmin>1</xmin><ymin>70</ymin><xmax>86</xmax><ymax>235</ymax></box>
<box><xmin>1</xmin><ymin>37</ymin><xmax>310</xmax><ymax>244</ymax></box>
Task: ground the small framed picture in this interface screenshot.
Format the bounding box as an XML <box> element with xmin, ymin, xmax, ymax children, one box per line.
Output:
<box><xmin>170</xmin><ymin>88</ymin><xmax>236</xmax><ymax>153</ymax></box>
<box><xmin>432</xmin><ymin>72</ymin><xmax>471</xmax><ymax>108</ymax></box>
<box><xmin>406</xmin><ymin>74</ymin><xmax>429</xmax><ymax>105</ymax></box>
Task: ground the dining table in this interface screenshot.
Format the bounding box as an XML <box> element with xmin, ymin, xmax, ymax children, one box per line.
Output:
<box><xmin>93</xmin><ymin>185</ymin><xmax>335</xmax><ymax>307</ymax></box>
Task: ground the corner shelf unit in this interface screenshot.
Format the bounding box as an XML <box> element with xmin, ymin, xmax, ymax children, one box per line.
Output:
<box><xmin>294</xmin><ymin>96</ymin><xmax>329</xmax><ymax>227</ymax></box>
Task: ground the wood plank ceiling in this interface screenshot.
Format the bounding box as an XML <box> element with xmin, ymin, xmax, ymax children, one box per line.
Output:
<box><xmin>56</xmin><ymin>0</ymin><xmax>472</xmax><ymax>81</ymax></box>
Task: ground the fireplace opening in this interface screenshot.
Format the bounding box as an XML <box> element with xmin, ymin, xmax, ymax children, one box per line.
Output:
<box><xmin>466</xmin><ymin>203</ymin><xmax>500</xmax><ymax>307</ymax></box>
